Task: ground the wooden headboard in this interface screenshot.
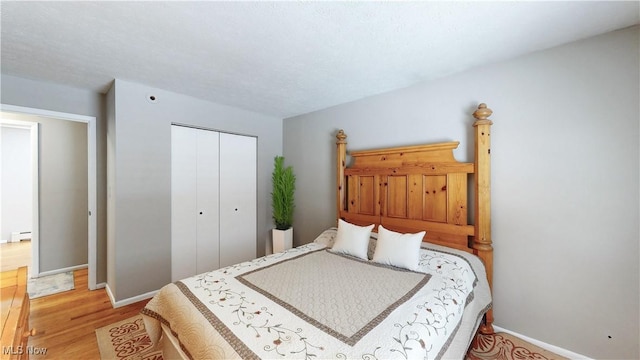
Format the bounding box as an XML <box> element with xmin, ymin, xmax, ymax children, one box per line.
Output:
<box><xmin>336</xmin><ymin>103</ymin><xmax>494</xmax><ymax>334</ymax></box>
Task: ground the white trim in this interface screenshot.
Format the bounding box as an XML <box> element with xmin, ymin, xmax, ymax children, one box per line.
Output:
<box><xmin>0</xmin><ymin>104</ymin><xmax>95</xmax><ymax>123</ymax></box>
<box><xmin>105</xmin><ymin>283</ymin><xmax>116</xmax><ymax>307</ymax></box>
<box><xmin>30</xmin><ymin>123</ymin><xmax>39</xmax><ymax>277</ymax></box>
<box><xmin>0</xmin><ymin>104</ymin><xmax>98</xmax><ymax>289</ymax></box>
<box><xmin>1</xmin><ymin>123</ymin><xmax>32</xmax><ymax>130</ymax></box>
<box><xmin>105</xmin><ymin>284</ymin><xmax>158</xmax><ymax>308</ymax></box>
<box><xmin>493</xmin><ymin>325</ymin><xmax>592</xmax><ymax>359</ymax></box>
<box><xmin>36</xmin><ymin>263</ymin><xmax>87</xmax><ymax>278</ymax></box>
<box><xmin>95</xmin><ymin>282</ymin><xmax>106</xmax><ymax>289</ymax></box>
<box><xmin>87</xmin><ymin>113</ymin><xmax>97</xmax><ymax>290</ymax></box>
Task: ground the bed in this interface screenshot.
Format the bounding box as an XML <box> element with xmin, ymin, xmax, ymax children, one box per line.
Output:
<box><xmin>142</xmin><ymin>103</ymin><xmax>495</xmax><ymax>359</ymax></box>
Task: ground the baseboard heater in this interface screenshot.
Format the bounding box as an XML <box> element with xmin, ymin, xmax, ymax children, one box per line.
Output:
<box><xmin>10</xmin><ymin>231</ymin><xmax>32</xmax><ymax>242</ymax></box>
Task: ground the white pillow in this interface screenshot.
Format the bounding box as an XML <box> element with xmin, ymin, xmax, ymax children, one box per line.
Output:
<box><xmin>331</xmin><ymin>219</ymin><xmax>374</xmax><ymax>260</ymax></box>
<box><xmin>372</xmin><ymin>225</ymin><xmax>425</xmax><ymax>271</ymax></box>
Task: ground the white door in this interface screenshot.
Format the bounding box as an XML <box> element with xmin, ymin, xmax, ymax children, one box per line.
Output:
<box><xmin>171</xmin><ymin>126</ymin><xmax>220</xmax><ymax>281</ymax></box>
<box><xmin>219</xmin><ymin>133</ymin><xmax>257</xmax><ymax>267</ymax></box>
<box><xmin>195</xmin><ymin>129</ymin><xmax>220</xmax><ymax>274</ymax></box>
<box><xmin>172</xmin><ymin>126</ymin><xmax>198</xmax><ymax>281</ymax></box>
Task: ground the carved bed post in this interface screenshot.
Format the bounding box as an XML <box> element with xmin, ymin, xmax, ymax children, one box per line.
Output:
<box><xmin>336</xmin><ymin>130</ymin><xmax>348</xmax><ymax>224</ymax></box>
<box><xmin>472</xmin><ymin>103</ymin><xmax>494</xmax><ymax>334</ymax></box>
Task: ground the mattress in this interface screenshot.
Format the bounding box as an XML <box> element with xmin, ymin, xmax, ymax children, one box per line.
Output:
<box><xmin>141</xmin><ymin>228</ymin><xmax>491</xmax><ymax>359</ymax></box>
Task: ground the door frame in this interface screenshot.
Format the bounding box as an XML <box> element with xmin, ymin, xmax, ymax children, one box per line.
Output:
<box><xmin>0</xmin><ymin>104</ymin><xmax>97</xmax><ymax>290</ymax></box>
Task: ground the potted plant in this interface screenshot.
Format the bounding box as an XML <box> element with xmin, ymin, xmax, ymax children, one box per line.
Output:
<box><xmin>271</xmin><ymin>156</ymin><xmax>295</xmax><ymax>253</ymax></box>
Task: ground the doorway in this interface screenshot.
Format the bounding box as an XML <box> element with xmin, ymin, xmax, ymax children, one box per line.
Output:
<box><xmin>0</xmin><ymin>104</ymin><xmax>97</xmax><ymax>290</ymax></box>
<box><xmin>0</xmin><ymin>121</ymin><xmax>35</xmax><ymax>272</ymax></box>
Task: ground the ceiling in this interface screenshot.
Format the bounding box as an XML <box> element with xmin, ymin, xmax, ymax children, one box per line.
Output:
<box><xmin>1</xmin><ymin>1</ymin><xmax>638</xmax><ymax>118</ymax></box>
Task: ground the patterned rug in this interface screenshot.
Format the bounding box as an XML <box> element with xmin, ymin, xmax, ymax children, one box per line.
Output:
<box><xmin>95</xmin><ymin>315</ymin><xmax>163</xmax><ymax>360</ymax></box>
<box><xmin>27</xmin><ymin>271</ymin><xmax>74</xmax><ymax>299</ymax></box>
<box><xmin>97</xmin><ymin>315</ymin><xmax>566</xmax><ymax>360</ymax></box>
<box><xmin>467</xmin><ymin>332</ymin><xmax>568</xmax><ymax>360</ymax></box>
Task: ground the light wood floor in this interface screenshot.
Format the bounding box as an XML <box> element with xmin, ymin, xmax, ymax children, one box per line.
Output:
<box><xmin>2</xmin><ymin>268</ymin><xmax>149</xmax><ymax>359</ymax></box>
<box><xmin>0</xmin><ymin>240</ymin><xmax>31</xmax><ymax>272</ymax></box>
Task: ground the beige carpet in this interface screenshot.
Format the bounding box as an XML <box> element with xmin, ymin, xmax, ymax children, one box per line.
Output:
<box><xmin>97</xmin><ymin>315</ymin><xmax>566</xmax><ymax>360</ymax></box>
<box><xmin>467</xmin><ymin>332</ymin><xmax>568</xmax><ymax>360</ymax></box>
<box><xmin>95</xmin><ymin>315</ymin><xmax>163</xmax><ymax>360</ymax></box>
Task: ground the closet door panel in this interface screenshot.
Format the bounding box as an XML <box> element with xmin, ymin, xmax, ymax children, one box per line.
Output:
<box><xmin>219</xmin><ymin>133</ymin><xmax>257</xmax><ymax>267</ymax></box>
<box><xmin>196</xmin><ymin>130</ymin><xmax>220</xmax><ymax>274</ymax></box>
<box><xmin>171</xmin><ymin>126</ymin><xmax>198</xmax><ymax>282</ymax></box>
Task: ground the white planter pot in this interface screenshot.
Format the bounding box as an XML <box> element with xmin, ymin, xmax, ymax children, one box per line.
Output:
<box><xmin>272</xmin><ymin>227</ymin><xmax>293</xmax><ymax>253</ymax></box>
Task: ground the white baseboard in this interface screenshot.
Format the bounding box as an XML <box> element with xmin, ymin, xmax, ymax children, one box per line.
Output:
<box><xmin>105</xmin><ymin>283</ymin><xmax>157</xmax><ymax>308</ymax></box>
<box><xmin>95</xmin><ymin>282</ymin><xmax>106</xmax><ymax>290</ymax></box>
<box><xmin>35</xmin><ymin>264</ymin><xmax>88</xmax><ymax>278</ymax></box>
<box><xmin>494</xmin><ymin>325</ymin><xmax>592</xmax><ymax>359</ymax></box>
<box><xmin>105</xmin><ymin>284</ymin><xmax>116</xmax><ymax>306</ymax></box>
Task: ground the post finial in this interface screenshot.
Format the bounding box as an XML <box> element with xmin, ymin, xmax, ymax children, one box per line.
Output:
<box><xmin>473</xmin><ymin>103</ymin><xmax>493</xmax><ymax>125</ymax></box>
<box><xmin>473</xmin><ymin>103</ymin><xmax>492</xmax><ymax>120</ymax></box>
<box><xmin>336</xmin><ymin>129</ymin><xmax>347</xmax><ymax>144</ymax></box>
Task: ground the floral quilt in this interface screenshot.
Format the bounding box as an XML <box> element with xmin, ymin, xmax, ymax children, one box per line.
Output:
<box><xmin>142</xmin><ymin>229</ymin><xmax>491</xmax><ymax>360</ymax></box>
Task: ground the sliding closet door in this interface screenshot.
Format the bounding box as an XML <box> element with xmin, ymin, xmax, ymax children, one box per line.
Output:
<box><xmin>219</xmin><ymin>133</ymin><xmax>257</xmax><ymax>267</ymax></box>
<box><xmin>171</xmin><ymin>125</ymin><xmax>220</xmax><ymax>282</ymax></box>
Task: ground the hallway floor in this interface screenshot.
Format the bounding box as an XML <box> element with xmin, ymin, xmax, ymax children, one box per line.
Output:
<box><xmin>0</xmin><ymin>240</ymin><xmax>31</xmax><ymax>272</ymax></box>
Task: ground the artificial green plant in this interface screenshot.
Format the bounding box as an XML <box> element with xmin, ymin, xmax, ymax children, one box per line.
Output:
<box><xmin>271</xmin><ymin>156</ymin><xmax>296</xmax><ymax>230</ymax></box>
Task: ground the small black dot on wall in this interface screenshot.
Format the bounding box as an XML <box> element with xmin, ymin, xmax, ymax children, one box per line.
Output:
<box><xmin>608</xmin><ymin>335</ymin><xmax>612</xmax><ymax>339</ymax></box>
<box><xmin>146</xmin><ymin>94</ymin><xmax>159</xmax><ymax>104</ymax></box>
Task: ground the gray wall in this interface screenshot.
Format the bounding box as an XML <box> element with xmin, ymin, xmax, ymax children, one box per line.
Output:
<box><xmin>1</xmin><ymin>76</ymin><xmax>104</xmax><ymax>279</ymax></box>
<box><xmin>0</xmin><ymin>125</ymin><xmax>31</xmax><ymax>242</ymax></box>
<box><xmin>283</xmin><ymin>26</ymin><xmax>639</xmax><ymax>359</ymax></box>
<box><xmin>106</xmin><ymin>79</ymin><xmax>282</xmax><ymax>302</ymax></box>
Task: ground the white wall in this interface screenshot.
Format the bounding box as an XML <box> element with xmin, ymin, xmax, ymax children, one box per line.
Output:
<box><xmin>283</xmin><ymin>26</ymin><xmax>639</xmax><ymax>359</ymax></box>
<box><xmin>0</xmin><ymin>125</ymin><xmax>32</xmax><ymax>242</ymax></box>
<box><xmin>106</xmin><ymin>79</ymin><xmax>283</xmax><ymax>302</ymax></box>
